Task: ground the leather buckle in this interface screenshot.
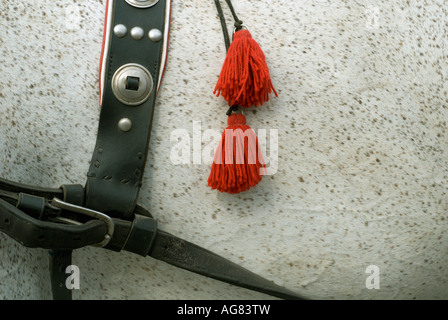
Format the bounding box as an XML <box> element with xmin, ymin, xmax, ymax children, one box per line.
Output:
<box><xmin>50</xmin><ymin>198</ymin><xmax>115</xmax><ymax>248</ymax></box>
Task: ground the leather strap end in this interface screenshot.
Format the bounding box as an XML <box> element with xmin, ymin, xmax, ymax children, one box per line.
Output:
<box><xmin>122</xmin><ymin>214</ymin><xmax>157</xmax><ymax>256</ymax></box>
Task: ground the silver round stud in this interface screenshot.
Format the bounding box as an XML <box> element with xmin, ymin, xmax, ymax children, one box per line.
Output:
<box><xmin>130</xmin><ymin>27</ymin><xmax>144</xmax><ymax>40</ymax></box>
<box><xmin>111</xmin><ymin>63</ymin><xmax>154</xmax><ymax>106</ymax></box>
<box><xmin>148</xmin><ymin>28</ymin><xmax>163</xmax><ymax>42</ymax></box>
<box><xmin>113</xmin><ymin>24</ymin><xmax>127</xmax><ymax>38</ymax></box>
<box><xmin>125</xmin><ymin>0</ymin><xmax>159</xmax><ymax>8</ymax></box>
<box><xmin>118</xmin><ymin>118</ymin><xmax>133</xmax><ymax>132</ymax></box>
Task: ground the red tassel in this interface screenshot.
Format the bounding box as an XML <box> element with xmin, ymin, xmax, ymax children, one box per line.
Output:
<box><xmin>208</xmin><ymin>114</ymin><xmax>267</xmax><ymax>193</ymax></box>
<box><xmin>214</xmin><ymin>29</ymin><xmax>278</xmax><ymax>108</ymax></box>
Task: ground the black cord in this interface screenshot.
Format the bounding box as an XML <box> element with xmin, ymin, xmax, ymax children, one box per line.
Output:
<box><xmin>214</xmin><ymin>0</ymin><xmax>231</xmax><ymax>51</ymax></box>
<box><xmin>226</xmin><ymin>105</ymin><xmax>239</xmax><ymax>116</ymax></box>
<box><xmin>224</xmin><ymin>0</ymin><xmax>244</xmax><ymax>30</ymax></box>
<box><xmin>214</xmin><ymin>0</ymin><xmax>243</xmax><ymax>115</ymax></box>
<box><xmin>214</xmin><ymin>0</ymin><xmax>245</xmax><ymax>51</ymax></box>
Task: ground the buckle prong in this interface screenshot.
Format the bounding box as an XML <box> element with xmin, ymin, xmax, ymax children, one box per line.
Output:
<box><xmin>50</xmin><ymin>198</ymin><xmax>114</xmax><ymax>247</ymax></box>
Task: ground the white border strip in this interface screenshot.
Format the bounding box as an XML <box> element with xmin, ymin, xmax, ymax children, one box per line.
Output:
<box><xmin>156</xmin><ymin>0</ymin><xmax>171</xmax><ymax>93</ymax></box>
<box><xmin>99</xmin><ymin>0</ymin><xmax>114</xmax><ymax>107</ymax></box>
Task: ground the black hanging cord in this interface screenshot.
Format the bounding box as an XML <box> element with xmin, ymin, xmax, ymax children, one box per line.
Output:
<box><xmin>213</xmin><ymin>0</ymin><xmax>242</xmax><ymax>116</ymax></box>
<box><xmin>224</xmin><ymin>0</ymin><xmax>244</xmax><ymax>30</ymax></box>
<box><xmin>226</xmin><ymin>105</ymin><xmax>239</xmax><ymax>116</ymax></box>
<box><xmin>214</xmin><ymin>0</ymin><xmax>243</xmax><ymax>50</ymax></box>
<box><xmin>214</xmin><ymin>0</ymin><xmax>231</xmax><ymax>51</ymax></box>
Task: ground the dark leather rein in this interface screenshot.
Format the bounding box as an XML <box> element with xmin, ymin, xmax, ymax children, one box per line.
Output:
<box><xmin>0</xmin><ymin>0</ymin><xmax>305</xmax><ymax>300</ymax></box>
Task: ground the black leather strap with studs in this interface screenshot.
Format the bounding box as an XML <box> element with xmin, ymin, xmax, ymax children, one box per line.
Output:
<box><xmin>85</xmin><ymin>0</ymin><xmax>170</xmax><ymax>220</ymax></box>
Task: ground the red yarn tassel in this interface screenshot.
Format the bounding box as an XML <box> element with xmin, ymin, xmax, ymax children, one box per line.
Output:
<box><xmin>214</xmin><ymin>29</ymin><xmax>278</xmax><ymax>108</ymax></box>
<box><xmin>208</xmin><ymin>114</ymin><xmax>267</xmax><ymax>193</ymax></box>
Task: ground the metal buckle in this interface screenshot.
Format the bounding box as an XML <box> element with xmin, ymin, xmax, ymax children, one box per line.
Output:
<box><xmin>50</xmin><ymin>198</ymin><xmax>115</xmax><ymax>248</ymax></box>
<box><xmin>232</xmin><ymin>24</ymin><xmax>248</xmax><ymax>39</ymax></box>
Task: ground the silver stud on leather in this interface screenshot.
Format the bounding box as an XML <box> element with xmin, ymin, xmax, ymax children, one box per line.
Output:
<box><xmin>111</xmin><ymin>63</ymin><xmax>154</xmax><ymax>106</ymax></box>
<box><xmin>130</xmin><ymin>27</ymin><xmax>144</xmax><ymax>40</ymax></box>
<box><xmin>118</xmin><ymin>118</ymin><xmax>133</xmax><ymax>132</ymax></box>
<box><xmin>125</xmin><ymin>0</ymin><xmax>159</xmax><ymax>8</ymax></box>
<box><xmin>148</xmin><ymin>28</ymin><xmax>163</xmax><ymax>42</ymax></box>
<box><xmin>113</xmin><ymin>24</ymin><xmax>127</xmax><ymax>38</ymax></box>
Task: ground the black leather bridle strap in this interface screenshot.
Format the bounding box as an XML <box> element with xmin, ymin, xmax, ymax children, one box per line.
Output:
<box><xmin>148</xmin><ymin>230</ymin><xmax>304</xmax><ymax>300</ymax></box>
<box><xmin>49</xmin><ymin>249</ymin><xmax>73</xmax><ymax>300</ymax></box>
<box><xmin>0</xmin><ymin>177</ymin><xmax>304</xmax><ymax>299</ymax></box>
<box><xmin>85</xmin><ymin>0</ymin><xmax>170</xmax><ymax>220</ymax></box>
<box><xmin>104</xmin><ymin>206</ymin><xmax>303</xmax><ymax>299</ymax></box>
<box><xmin>0</xmin><ymin>177</ymin><xmax>63</xmax><ymax>199</ymax></box>
<box><xmin>48</xmin><ymin>184</ymin><xmax>85</xmax><ymax>300</ymax></box>
<box><xmin>0</xmin><ymin>198</ymin><xmax>107</xmax><ymax>249</ymax></box>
